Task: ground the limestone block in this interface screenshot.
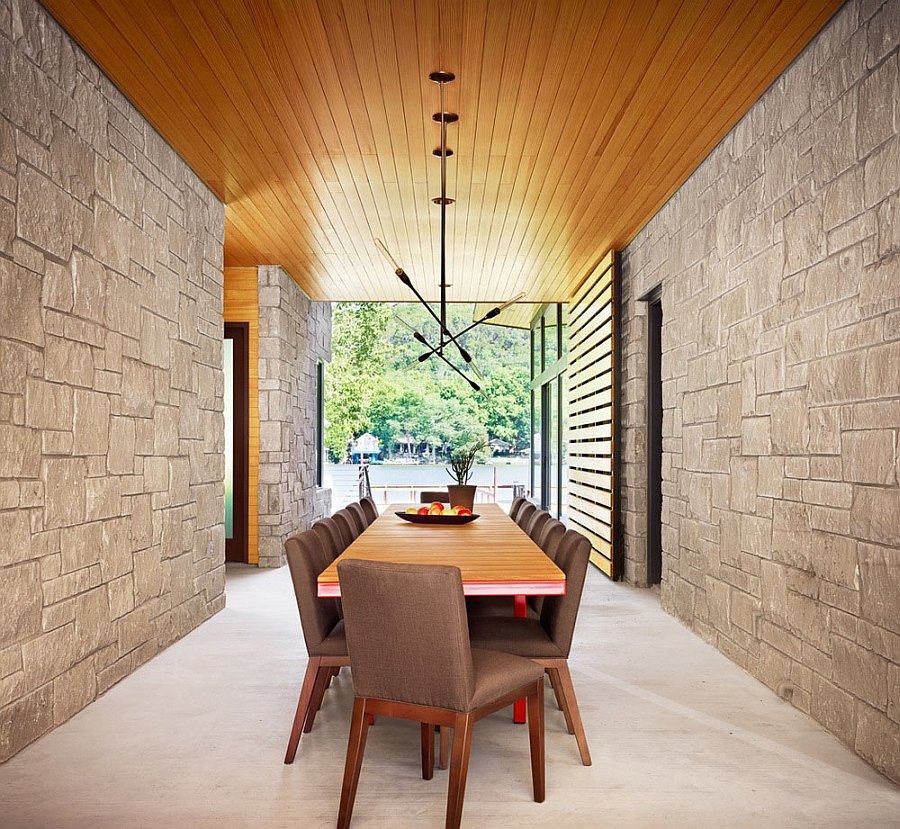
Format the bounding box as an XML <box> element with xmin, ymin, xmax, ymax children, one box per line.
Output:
<box><xmin>129</xmin><ymin>494</ymin><xmax>152</xmax><ymax>550</ymax></box>
<box><xmin>42</xmin><ymin>457</ymin><xmax>86</xmax><ymax>529</ymax></box>
<box><xmin>17</xmin><ymin>162</ymin><xmax>75</xmax><ymax>260</ymax></box>
<box><xmin>59</xmin><ymin>520</ymin><xmax>101</xmax><ymax>574</ymax></box>
<box><xmin>21</xmin><ymin>621</ymin><xmax>76</xmax><ymax>688</ymax></box>
<box><xmin>0</xmin><ymin>560</ymin><xmax>41</xmax><ymax>650</ymax></box>
<box><xmin>808</xmin><ymin>352</ymin><xmax>867</xmax><ymax>405</ymax></box>
<box><xmin>856</xmin><ymin>704</ymin><xmax>900</xmax><ymax>785</ymax></box>
<box><xmin>73</xmin><ymin>586</ymin><xmax>114</xmax><ymax>660</ymax></box>
<box><xmin>104</xmin><ymin>271</ymin><xmax>141</xmax><ymax>340</ymax></box>
<box><xmin>783</xmin><ymin>200</ymin><xmax>825</xmax><ymax>275</ymax></box>
<box><xmin>107</xmin><ymin>416</ymin><xmax>135</xmax><ymax>475</ymax></box>
<box><xmin>842</xmin><ymin>430</ymin><xmax>896</xmax><ymax>484</ymax></box>
<box><xmin>859</xmin><ymin>542</ymin><xmax>900</xmax><ymax>636</ymax></box>
<box><xmin>810</xmin><ymin>673</ymin><xmax>858</xmax><ymax>749</ymax></box>
<box><xmin>69</xmin><ymin>250</ymin><xmax>108</xmax><ymax>324</ymax></box>
<box><xmin>52</xmin><ymin>657</ymin><xmax>96</xmax><ymax>725</ymax></box>
<box><xmin>741</xmin><ymin>416</ymin><xmax>771</xmax><ymax>455</ymax></box>
<box><xmin>730</xmin><ymin>456</ymin><xmax>758</xmax><ymax>513</ymax></box>
<box><xmin>84</xmin><ymin>476</ymin><xmax>121</xmax><ymax>522</ymax></box>
<box><xmin>120</xmin><ymin>358</ymin><xmax>155</xmax><ymax>418</ymax></box>
<box><xmin>741</xmin><ymin>514</ymin><xmax>772</xmax><ymax>555</ymax></box>
<box><xmin>151</xmin><ymin>404</ymin><xmax>179</xmax><ymax>456</ymax></box>
<box><xmin>92</xmin><ymin>200</ymin><xmax>132</xmax><ymax>275</ymax></box>
<box><xmin>758</xmin><ymin>456</ymin><xmax>785</xmax><ymax>498</ymax></box>
<box><xmin>0</xmin><ymin>422</ymin><xmax>40</xmax><ymax>479</ymax></box>
<box><xmin>132</xmin><ymin>547</ymin><xmax>162</xmax><ymax>604</ymax></box>
<box><xmin>107</xmin><ymin>573</ymin><xmax>135</xmax><ymax>620</ymax></box>
<box><xmin>26</xmin><ymin>376</ymin><xmax>74</xmax><ymax>434</ymax></box>
<box><xmin>44</xmin><ymin>335</ymin><xmax>93</xmax><ymax>387</ymax></box>
<box><xmin>864</xmin><ymin>134</ymin><xmax>900</xmax><ymax>209</ymax></box>
<box><xmin>812</xmin><ymin>102</ymin><xmax>857</xmax><ymax>188</ymax></box>
<box><xmin>0</xmin><ymin>259</ymin><xmax>44</xmax><ymax>347</ymax></box>
<box><xmin>141</xmin><ymin>455</ymin><xmax>169</xmax><ymax>494</ymax></box>
<box><xmin>851</xmin><ymin>485</ymin><xmax>900</xmax><ymax>551</ymax></box>
<box><xmin>72</xmin><ymin>389</ymin><xmax>110</xmax><ymax>456</ymax></box>
<box><xmin>803</xmin><ymin>245</ymin><xmax>863</xmax><ymax>312</ymax></box>
<box><xmin>0</xmin><ymin>683</ymin><xmax>52</xmax><ymax>764</ymax></box>
<box><xmin>139</xmin><ymin>310</ymin><xmax>171</xmax><ymax>369</ymax></box>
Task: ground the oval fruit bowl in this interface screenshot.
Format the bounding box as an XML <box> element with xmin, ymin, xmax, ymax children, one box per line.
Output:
<box><xmin>395</xmin><ymin>511</ymin><xmax>479</xmax><ymax>525</ymax></box>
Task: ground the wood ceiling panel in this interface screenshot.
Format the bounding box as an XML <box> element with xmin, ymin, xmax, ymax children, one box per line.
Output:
<box><xmin>42</xmin><ymin>0</ymin><xmax>844</xmax><ymax>304</ymax></box>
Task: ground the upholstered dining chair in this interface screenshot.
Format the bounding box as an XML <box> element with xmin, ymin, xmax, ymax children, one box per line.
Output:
<box><xmin>466</xmin><ymin>518</ymin><xmax>565</xmax><ymax>619</ymax></box>
<box><xmin>283</xmin><ymin>529</ymin><xmax>349</xmax><ymax>765</ymax></box>
<box><xmin>525</xmin><ymin>508</ymin><xmax>551</xmax><ymax>543</ymax></box>
<box><xmin>345</xmin><ymin>502</ymin><xmax>369</xmax><ymax>535</ymax></box>
<box><xmin>312</xmin><ymin>517</ymin><xmax>347</xmax><ymax>562</ymax></box>
<box><xmin>515</xmin><ymin>500</ymin><xmax>537</xmax><ymax>529</ymax></box>
<box><xmin>420</xmin><ymin>490</ymin><xmax>449</xmax><ymax>503</ymax></box>
<box><xmin>332</xmin><ymin>509</ymin><xmax>360</xmax><ymax>545</ymax></box>
<box><xmin>359</xmin><ymin>496</ymin><xmax>378</xmax><ymax>526</ymax></box>
<box><xmin>508</xmin><ymin>495</ymin><xmax>528</xmax><ymax>522</ymax></box>
<box><xmin>335</xmin><ymin>559</ymin><xmax>546</xmax><ymax>829</ymax></box>
<box><xmin>467</xmin><ymin>529</ymin><xmax>593</xmax><ymax>766</ymax></box>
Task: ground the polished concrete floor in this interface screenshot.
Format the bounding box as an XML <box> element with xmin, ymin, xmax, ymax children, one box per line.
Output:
<box><xmin>2</xmin><ymin>563</ymin><xmax>899</xmax><ymax>829</ymax></box>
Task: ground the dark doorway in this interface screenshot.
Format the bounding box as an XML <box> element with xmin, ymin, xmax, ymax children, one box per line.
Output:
<box><xmin>224</xmin><ymin>323</ymin><xmax>249</xmax><ymax>563</ymax></box>
<box><xmin>646</xmin><ymin>292</ymin><xmax>663</xmax><ymax>585</ymax></box>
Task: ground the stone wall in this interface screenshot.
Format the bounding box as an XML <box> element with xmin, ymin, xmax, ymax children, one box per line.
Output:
<box><xmin>619</xmin><ymin>0</ymin><xmax>900</xmax><ymax>783</ymax></box>
<box><xmin>0</xmin><ymin>0</ymin><xmax>225</xmax><ymax>762</ymax></box>
<box><xmin>257</xmin><ymin>266</ymin><xmax>331</xmax><ymax>567</ymax></box>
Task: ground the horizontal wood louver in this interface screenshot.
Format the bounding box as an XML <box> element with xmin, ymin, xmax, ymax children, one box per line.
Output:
<box><xmin>567</xmin><ymin>252</ymin><xmax>617</xmax><ymax>577</ymax></box>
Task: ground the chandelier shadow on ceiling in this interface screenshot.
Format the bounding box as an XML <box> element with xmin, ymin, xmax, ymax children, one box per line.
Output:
<box><xmin>376</xmin><ymin>70</ymin><xmax>524</xmax><ymax>392</ymax></box>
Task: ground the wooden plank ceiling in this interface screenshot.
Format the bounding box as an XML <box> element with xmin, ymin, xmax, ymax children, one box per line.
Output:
<box><xmin>42</xmin><ymin>0</ymin><xmax>842</xmax><ymax>305</ymax></box>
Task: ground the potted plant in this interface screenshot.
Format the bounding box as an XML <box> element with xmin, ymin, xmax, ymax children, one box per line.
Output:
<box><xmin>446</xmin><ymin>440</ymin><xmax>486</xmax><ymax>511</ymax></box>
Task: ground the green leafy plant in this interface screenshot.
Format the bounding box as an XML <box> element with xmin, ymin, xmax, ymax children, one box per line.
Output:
<box><xmin>446</xmin><ymin>440</ymin><xmax>487</xmax><ymax>485</ymax></box>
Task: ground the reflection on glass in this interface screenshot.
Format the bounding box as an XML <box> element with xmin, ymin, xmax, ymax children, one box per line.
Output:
<box><xmin>545</xmin><ymin>307</ymin><xmax>558</xmax><ymax>368</ymax></box>
<box><xmin>224</xmin><ymin>338</ymin><xmax>234</xmax><ymax>540</ymax></box>
<box><xmin>531</xmin><ymin>387</ymin><xmax>541</xmax><ymax>505</ymax></box>
<box><xmin>560</xmin><ymin>373</ymin><xmax>568</xmax><ymax>518</ymax></box>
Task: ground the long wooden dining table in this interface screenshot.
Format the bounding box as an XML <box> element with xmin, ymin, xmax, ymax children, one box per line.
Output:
<box><xmin>317</xmin><ymin>502</ymin><xmax>565</xmax><ymax>598</ymax></box>
<box><xmin>317</xmin><ymin>502</ymin><xmax>565</xmax><ymax>725</ymax></box>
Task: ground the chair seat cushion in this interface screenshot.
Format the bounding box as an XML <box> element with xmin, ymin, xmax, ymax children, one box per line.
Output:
<box><xmin>468</xmin><ymin>616</ymin><xmax>566</xmax><ymax>659</ymax></box>
<box><xmin>469</xmin><ymin>647</ymin><xmax>545</xmax><ymax>710</ymax></box>
<box><xmin>309</xmin><ymin>620</ymin><xmax>347</xmax><ymax>657</ymax></box>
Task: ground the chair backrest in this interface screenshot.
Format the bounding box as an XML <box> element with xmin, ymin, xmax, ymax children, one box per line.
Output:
<box><xmin>508</xmin><ymin>495</ymin><xmax>527</xmax><ymax>522</ymax></box>
<box><xmin>285</xmin><ymin>530</ymin><xmax>342</xmax><ymax>654</ymax></box>
<box><xmin>515</xmin><ymin>501</ymin><xmax>537</xmax><ymax>529</ymax></box>
<box><xmin>332</xmin><ymin>509</ymin><xmax>359</xmax><ymax>545</ymax></box>
<box><xmin>359</xmin><ymin>496</ymin><xmax>378</xmax><ymax>525</ymax></box>
<box><xmin>526</xmin><ymin>508</ymin><xmax>551</xmax><ymax>542</ymax></box>
<box><xmin>311</xmin><ymin>517</ymin><xmax>345</xmax><ymax>561</ymax></box>
<box><xmin>337</xmin><ymin>559</ymin><xmax>476</xmax><ymax>712</ymax></box>
<box><xmin>540</xmin><ymin>529</ymin><xmax>591</xmax><ymax>656</ymax></box>
<box><xmin>537</xmin><ymin>518</ymin><xmax>566</xmax><ymax>560</ymax></box>
<box><xmin>420</xmin><ymin>490</ymin><xmax>449</xmax><ymax>503</ymax></box>
<box><xmin>345</xmin><ymin>502</ymin><xmax>368</xmax><ymax>535</ymax></box>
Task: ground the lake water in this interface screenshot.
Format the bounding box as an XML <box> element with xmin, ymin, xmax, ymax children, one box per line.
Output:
<box><xmin>325</xmin><ymin>462</ymin><xmax>531</xmax><ymax>510</ymax></box>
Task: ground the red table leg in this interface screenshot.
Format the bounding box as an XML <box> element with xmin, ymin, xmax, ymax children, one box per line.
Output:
<box><xmin>513</xmin><ymin>595</ymin><xmax>527</xmax><ymax>723</ymax></box>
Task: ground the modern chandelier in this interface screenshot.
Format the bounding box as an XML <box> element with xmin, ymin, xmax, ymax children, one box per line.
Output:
<box><xmin>376</xmin><ymin>71</ymin><xmax>523</xmax><ymax>392</ymax></box>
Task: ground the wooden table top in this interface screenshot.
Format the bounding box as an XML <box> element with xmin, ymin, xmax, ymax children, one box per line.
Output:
<box><xmin>317</xmin><ymin>502</ymin><xmax>565</xmax><ymax>597</ymax></box>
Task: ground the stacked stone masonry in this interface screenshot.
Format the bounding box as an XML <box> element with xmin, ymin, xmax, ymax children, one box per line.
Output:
<box><xmin>0</xmin><ymin>0</ymin><xmax>226</xmax><ymax>761</ymax></box>
<box><xmin>257</xmin><ymin>266</ymin><xmax>331</xmax><ymax>568</ymax></box>
<box><xmin>620</xmin><ymin>0</ymin><xmax>900</xmax><ymax>783</ymax></box>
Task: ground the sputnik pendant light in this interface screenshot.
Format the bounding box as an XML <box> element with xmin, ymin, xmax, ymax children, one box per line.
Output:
<box><xmin>376</xmin><ymin>71</ymin><xmax>524</xmax><ymax>392</ymax></box>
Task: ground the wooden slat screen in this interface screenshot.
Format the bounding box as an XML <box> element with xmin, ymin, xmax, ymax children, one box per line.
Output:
<box><xmin>567</xmin><ymin>251</ymin><xmax>617</xmax><ymax>578</ymax></box>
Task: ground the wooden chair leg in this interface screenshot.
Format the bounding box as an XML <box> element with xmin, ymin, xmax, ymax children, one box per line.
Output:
<box><xmin>337</xmin><ymin>697</ymin><xmax>371</xmax><ymax>829</ymax></box>
<box><xmin>304</xmin><ymin>665</ymin><xmax>333</xmax><ymax>733</ymax></box>
<box><xmin>527</xmin><ymin>679</ymin><xmax>546</xmax><ymax>802</ymax></box>
<box><xmin>546</xmin><ymin>667</ymin><xmax>575</xmax><ymax>733</ymax></box>
<box><xmin>421</xmin><ymin>723</ymin><xmax>435</xmax><ymax>780</ymax></box>
<box><xmin>284</xmin><ymin>657</ymin><xmax>322</xmax><ymax>764</ymax></box>
<box><xmin>552</xmin><ymin>662</ymin><xmax>591</xmax><ymax>766</ymax></box>
<box><xmin>438</xmin><ymin>725</ymin><xmax>450</xmax><ymax>770</ymax></box>
<box><xmin>445</xmin><ymin>713</ymin><xmax>474</xmax><ymax>829</ymax></box>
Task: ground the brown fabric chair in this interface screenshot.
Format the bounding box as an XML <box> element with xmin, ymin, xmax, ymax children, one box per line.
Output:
<box><xmin>332</xmin><ymin>509</ymin><xmax>360</xmax><ymax>545</ymax></box>
<box><xmin>312</xmin><ymin>517</ymin><xmax>347</xmax><ymax>561</ymax></box>
<box><xmin>359</xmin><ymin>496</ymin><xmax>378</xmax><ymax>525</ymax></box>
<box><xmin>466</xmin><ymin>518</ymin><xmax>566</xmax><ymax>619</ymax></box>
<box><xmin>283</xmin><ymin>529</ymin><xmax>349</xmax><ymax>764</ymax></box>
<box><xmin>467</xmin><ymin>529</ymin><xmax>593</xmax><ymax>766</ymax></box>
<box><xmin>515</xmin><ymin>500</ymin><xmax>537</xmax><ymax>529</ymax></box>
<box><xmin>335</xmin><ymin>559</ymin><xmax>546</xmax><ymax>829</ymax></box>
<box><xmin>420</xmin><ymin>490</ymin><xmax>449</xmax><ymax>503</ymax></box>
<box><xmin>508</xmin><ymin>495</ymin><xmax>528</xmax><ymax>522</ymax></box>
<box><xmin>345</xmin><ymin>502</ymin><xmax>369</xmax><ymax>535</ymax></box>
<box><xmin>525</xmin><ymin>508</ymin><xmax>551</xmax><ymax>543</ymax></box>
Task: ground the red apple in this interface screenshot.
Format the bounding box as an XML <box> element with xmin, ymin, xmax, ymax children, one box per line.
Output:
<box><xmin>417</xmin><ymin>506</ymin><xmax>430</xmax><ymax>515</ymax></box>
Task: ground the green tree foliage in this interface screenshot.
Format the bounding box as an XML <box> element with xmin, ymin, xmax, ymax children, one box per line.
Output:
<box><xmin>326</xmin><ymin>302</ymin><xmax>530</xmax><ymax>461</ymax></box>
<box><xmin>324</xmin><ymin>303</ymin><xmax>391</xmax><ymax>461</ymax></box>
